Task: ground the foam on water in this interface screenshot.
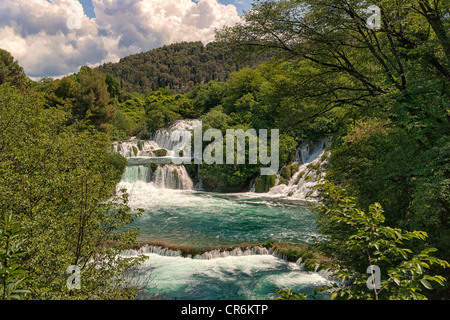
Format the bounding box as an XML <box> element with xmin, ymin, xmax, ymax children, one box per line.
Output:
<box><xmin>113</xmin><ymin>127</ymin><xmax>332</xmax><ymax>299</ymax></box>
<box><xmin>264</xmin><ymin>138</ymin><xmax>331</xmax><ymax>201</ymax></box>
<box><xmin>125</xmin><ymin>252</ymin><xmax>331</xmax><ymax>300</ymax></box>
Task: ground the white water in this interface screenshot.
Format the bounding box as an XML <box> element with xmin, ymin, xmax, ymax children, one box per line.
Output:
<box><xmin>114</xmin><ymin>138</ymin><xmax>160</xmax><ymax>158</ymax></box>
<box><xmin>120</xmin><ymin>164</ymin><xmax>193</xmax><ymax>190</ymax></box>
<box><xmin>151</xmin><ymin>119</ymin><xmax>201</xmax><ymax>155</ymax></box>
<box><xmin>113</xmin><ymin>122</ymin><xmax>333</xmax><ymax>299</ymax></box>
<box><xmin>115</xmin><ymin>119</ymin><xmax>199</xmax><ymax>190</ymax></box>
<box><xmin>114</xmin><ymin>119</ymin><xmax>201</xmax><ymax>158</ymax></box>
<box><xmin>122</xmin><ymin>248</ymin><xmax>331</xmax><ymax>300</ymax></box>
<box><xmin>124</xmin><ymin>244</ymin><xmax>334</xmax><ymax>282</ymax></box>
<box><xmin>266</xmin><ymin>138</ymin><xmax>331</xmax><ymax>201</ymax></box>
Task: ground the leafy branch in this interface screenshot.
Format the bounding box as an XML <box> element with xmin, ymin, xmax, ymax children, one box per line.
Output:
<box><xmin>0</xmin><ymin>214</ymin><xmax>30</xmax><ymax>300</ymax></box>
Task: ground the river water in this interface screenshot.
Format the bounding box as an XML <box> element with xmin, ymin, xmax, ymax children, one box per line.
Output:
<box><xmin>114</xmin><ymin>121</ymin><xmax>332</xmax><ymax>300</ymax></box>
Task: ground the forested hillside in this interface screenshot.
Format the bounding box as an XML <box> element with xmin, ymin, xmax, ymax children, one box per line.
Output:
<box><xmin>96</xmin><ymin>41</ymin><xmax>268</xmax><ymax>94</ymax></box>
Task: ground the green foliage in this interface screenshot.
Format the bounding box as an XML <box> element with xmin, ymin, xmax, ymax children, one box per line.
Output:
<box><xmin>280</xmin><ymin>163</ymin><xmax>300</xmax><ymax>181</ymax></box>
<box><xmin>261</xmin><ymin>240</ymin><xmax>275</xmax><ymax>249</ymax></box>
<box><xmin>0</xmin><ymin>49</ymin><xmax>28</xmax><ymax>89</ymax></box>
<box><xmin>145</xmin><ymin>89</ymin><xmax>181</xmax><ymax>132</ymax></box>
<box><xmin>114</xmin><ymin>97</ymin><xmax>147</xmax><ymax>138</ymax></box>
<box><xmin>200</xmin><ymin>163</ymin><xmax>261</xmax><ymax>193</ymax></box>
<box><xmin>272</xmin><ymin>247</ymin><xmax>303</xmax><ymax>262</ymax></box>
<box><xmin>154</xmin><ymin>149</ymin><xmax>168</xmax><ymax>157</ymax></box>
<box><xmin>0</xmin><ymin>83</ymin><xmax>146</xmax><ymax>299</ymax></box>
<box><xmin>0</xmin><ymin>214</ymin><xmax>30</xmax><ymax>300</ymax></box>
<box><xmin>200</xmin><ymin>106</ymin><xmax>229</xmax><ymax>131</ymax></box>
<box><xmin>272</xmin><ymin>289</ymin><xmax>307</xmax><ymax>300</ymax></box>
<box><xmin>96</xmin><ymin>41</ymin><xmax>267</xmax><ymax>94</ymax></box>
<box><xmin>105</xmin><ymin>73</ymin><xmax>121</xmax><ymax>98</ymax></box>
<box><xmin>74</xmin><ymin>66</ymin><xmax>114</xmax><ymax>125</ymax></box>
<box><xmin>254</xmin><ymin>174</ymin><xmax>276</xmax><ymax>193</ymax></box>
<box><xmin>313</xmin><ymin>182</ymin><xmax>449</xmax><ymax>300</ymax></box>
<box><xmin>187</xmin><ymin>80</ymin><xmax>228</xmax><ymax>117</ymax></box>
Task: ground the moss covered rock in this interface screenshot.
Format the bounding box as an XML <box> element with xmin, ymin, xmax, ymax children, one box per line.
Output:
<box><xmin>154</xmin><ymin>149</ymin><xmax>168</xmax><ymax>157</ymax></box>
<box><xmin>254</xmin><ymin>174</ymin><xmax>276</xmax><ymax>193</ymax></box>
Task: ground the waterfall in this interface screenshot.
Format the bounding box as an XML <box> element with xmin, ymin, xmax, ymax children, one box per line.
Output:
<box><xmin>122</xmin><ymin>165</ymin><xmax>153</xmax><ymax>183</ymax></box>
<box><xmin>194</xmin><ymin>246</ymin><xmax>271</xmax><ymax>260</ymax></box>
<box><xmin>153</xmin><ymin>164</ymin><xmax>194</xmax><ymax>190</ymax></box>
<box><xmin>114</xmin><ymin>119</ymin><xmax>199</xmax><ymax>191</ymax></box>
<box><xmin>296</xmin><ymin>138</ymin><xmax>331</xmax><ymax>165</ymax></box>
<box><xmin>114</xmin><ymin>119</ymin><xmax>201</xmax><ymax>158</ymax></box>
<box><xmin>114</xmin><ymin>139</ymin><xmax>160</xmax><ymax>158</ymax></box>
<box><xmin>151</xmin><ymin>119</ymin><xmax>201</xmax><ymax>155</ymax></box>
<box><xmin>122</xmin><ymin>245</ymin><xmax>183</xmax><ymax>258</ymax></box>
<box><xmin>122</xmin><ymin>244</ymin><xmax>272</xmax><ymax>260</ymax></box>
<box><xmin>121</xmin><ymin>164</ymin><xmax>193</xmax><ymax>190</ymax></box>
<box><xmin>121</xmin><ymin>244</ymin><xmax>335</xmax><ymax>283</ymax></box>
<box><xmin>265</xmin><ymin>137</ymin><xmax>331</xmax><ymax>200</ymax></box>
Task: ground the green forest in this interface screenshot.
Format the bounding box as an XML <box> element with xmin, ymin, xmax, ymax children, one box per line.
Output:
<box><xmin>0</xmin><ymin>0</ymin><xmax>449</xmax><ymax>300</ymax></box>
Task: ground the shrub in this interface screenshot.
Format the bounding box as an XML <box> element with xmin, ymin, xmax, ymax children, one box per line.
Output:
<box><xmin>254</xmin><ymin>174</ymin><xmax>276</xmax><ymax>193</ymax></box>
<box><xmin>154</xmin><ymin>149</ymin><xmax>168</xmax><ymax>157</ymax></box>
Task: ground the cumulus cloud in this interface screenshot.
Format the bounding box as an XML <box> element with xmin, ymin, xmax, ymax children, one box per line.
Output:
<box><xmin>0</xmin><ymin>0</ymin><xmax>241</xmax><ymax>78</ymax></box>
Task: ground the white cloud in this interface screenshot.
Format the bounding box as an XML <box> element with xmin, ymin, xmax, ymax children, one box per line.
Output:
<box><xmin>0</xmin><ymin>0</ymin><xmax>241</xmax><ymax>79</ymax></box>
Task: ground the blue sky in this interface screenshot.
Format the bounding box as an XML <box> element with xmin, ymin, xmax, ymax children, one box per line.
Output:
<box><xmin>1</xmin><ymin>0</ymin><xmax>253</xmax><ymax>78</ymax></box>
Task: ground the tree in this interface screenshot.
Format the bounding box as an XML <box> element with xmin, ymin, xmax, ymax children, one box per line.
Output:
<box><xmin>0</xmin><ymin>83</ymin><xmax>147</xmax><ymax>299</ymax></box>
<box><xmin>0</xmin><ymin>214</ymin><xmax>30</xmax><ymax>300</ymax></box>
<box><xmin>96</xmin><ymin>41</ymin><xmax>266</xmax><ymax>94</ymax></box>
<box><xmin>312</xmin><ymin>182</ymin><xmax>449</xmax><ymax>300</ymax></box>
<box><xmin>217</xmin><ymin>0</ymin><xmax>449</xmax><ymax>98</ymax></box>
<box><xmin>0</xmin><ymin>49</ymin><xmax>28</xmax><ymax>89</ymax></box>
<box><xmin>145</xmin><ymin>89</ymin><xmax>180</xmax><ymax>133</ymax></box>
<box><xmin>74</xmin><ymin>66</ymin><xmax>114</xmax><ymax>126</ymax></box>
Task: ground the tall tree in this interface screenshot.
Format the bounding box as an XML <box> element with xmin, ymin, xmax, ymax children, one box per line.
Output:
<box><xmin>0</xmin><ymin>49</ymin><xmax>28</xmax><ymax>89</ymax></box>
<box><xmin>217</xmin><ymin>0</ymin><xmax>450</xmax><ymax>297</ymax></box>
<box><xmin>0</xmin><ymin>83</ymin><xmax>146</xmax><ymax>299</ymax></box>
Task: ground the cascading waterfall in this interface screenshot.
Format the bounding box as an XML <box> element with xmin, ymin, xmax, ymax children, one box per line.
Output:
<box><xmin>153</xmin><ymin>164</ymin><xmax>194</xmax><ymax>190</ymax></box>
<box><xmin>122</xmin><ymin>165</ymin><xmax>153</xmax><ymax>183</ymax></box>
<box><xmin>266</xmin><ymin>137</ymin><xmax>331</xmax><ymax>200</ymax></box>
<box><xmin>122</xmin><ymin>245</ymin><xmax>271</xmax><ymax>260</ymax></box>
<box><xmin>120</xmin><ymin>164</ymin><xmax>193</xmax><ymax>190</ymax></box>
<box><xmin>113</xmin><ymin>127</ymin><xmax>334</xmax><ymax>300</ymax></box>
<box><xmin>114</xmin><ymin>139</ymin><xmax>160</xmax><ymax>158</ymax></box>
<box><xmin>114</xmin><ymin>119</ymin><xmax>201</xmax><ymax>158</ymax></box>
<box><xmin>151</xmin><ymin>119</ymin><xmax>200</xmax><ymax>155</ymax></box>
<box><xmin>115</xmin><ymin>119</ymin><xmax>199</xmax><ymax>190</ymax></box>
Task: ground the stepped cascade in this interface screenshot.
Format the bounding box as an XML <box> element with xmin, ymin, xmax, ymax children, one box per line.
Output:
<box><xmin>114</xmin><ymin>119</ymin><xmax>201</xmax><ymax>158</ymax></box>
<box><xmin>114</xmin><ymin>120</ymin><xmax>199</xmax><ymax>190</ymax></box>
<box><xmin>112</xmin><ymin>126</ymin><xmax>332</xmax><ymax>300</ymax></box>
<box><xmin>265</xmin><ymin>138</ymin><xmax>331</xmax><ymax>200</ymax></box>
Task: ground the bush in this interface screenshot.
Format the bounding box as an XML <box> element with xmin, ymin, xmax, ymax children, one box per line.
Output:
<box><xmin>254</xmin><ymin>174</ymin><xmax>276</xmax><ymax>193</ymax></box>
<box><xmin>154</xmin><ymin>149</ymin><xmax>168</xmax><ymax>157</ymax></box>
<box><xmin>150</xmin><ymin>163</ymin><xmax>159</xmax><ymax>172</ymax></box>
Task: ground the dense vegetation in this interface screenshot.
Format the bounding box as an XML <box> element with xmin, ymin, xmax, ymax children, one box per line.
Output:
<box><xmin>0</xmin><ymin>50</ymin><xmax>148</xmax><ymax>299</ymax></box>
<box><xmin>217</xmin><ymin>0</ymin><xmax>449</xmax><ymax>299</ymax></box>
<box><xmin>96</xmin><ymin>41</ymin><xmax>269</xmax><ymax>94</ymax></box>
<box><xmin>1</xmin><ymin>0</ymin><xmax>449</xmax><ymax>300</ymax></box>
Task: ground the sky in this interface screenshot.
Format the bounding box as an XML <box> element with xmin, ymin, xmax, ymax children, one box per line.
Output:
<box><xmin>0</xmin><ymin>0</ymin><xmax>253</xmax><ymax>79</ymax></box>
